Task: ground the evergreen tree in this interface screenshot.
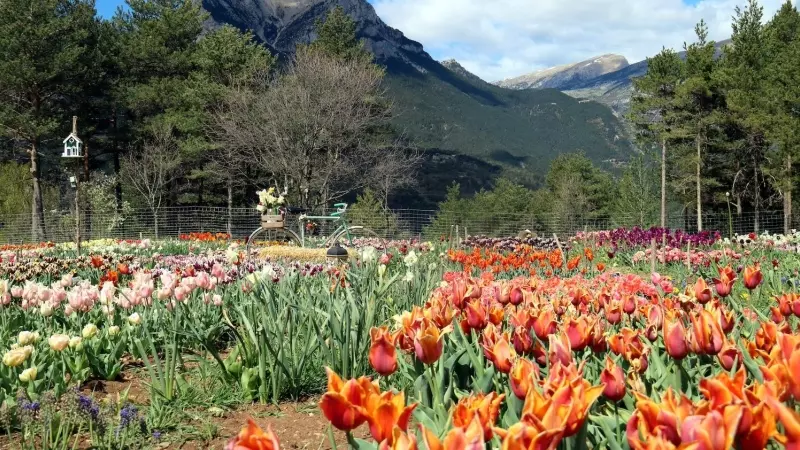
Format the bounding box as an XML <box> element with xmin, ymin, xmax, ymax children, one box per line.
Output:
<box><xmin>671</xmin><ymin>21</ymin><xmax>726</xmax><ymax>231</ymax></box>
<box><xmin>763</xmin><ymin>1</ymin><xmax>800</xmax><ymax>233</ymax></box>
<box><xmin>629</xmin><ymin>48</ymin><xmax>684</xmax><ymax>227</ymax></box>
<box><xmin>613</xmin><ymin>155</ymin><xmax>660</xmax><ymax>227</ymax></box>
<box><xmin>718</xmin><ymin>0</ymin><xmax>771</xmax><ymax>232</ymax></box>
<box><xmin>0</xmin><ymin>0</ymin><xmax>100</xmax><ymax>240</ymax></box>
<box><xmin>309</xmin><ymin>6</ymin><xmax>372</xmax><ymax>64</ymax></box>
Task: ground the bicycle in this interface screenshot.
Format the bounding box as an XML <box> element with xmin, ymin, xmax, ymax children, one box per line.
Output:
<box><xmin>245</xmin><ymin>202</ymin><xmax>384</xmax><ymax>256</ymax></box>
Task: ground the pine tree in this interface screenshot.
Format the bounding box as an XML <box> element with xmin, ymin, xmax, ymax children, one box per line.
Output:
<box><xmin>671</xmin><ymin>21</ymin><xmax>725</xmax><ymax>231</ymax></box>
<box><xmin>0</xmin><ymin>0</ymin><xmax>99</xmax><ymax>240</ymax></box>
<box><xmin>309</xmin><ymin>6</ymin><xmax>372</xmax><ymax>64</ymax></box>
<box><xmin>763</xmin><ymin>1</ymin><xmax>800</xmax><ymax>233</ymax></box>
<box><xmin>629</xmin><ymin>48</ymin><xmax>684</xmax><ymax>228</ymax></box>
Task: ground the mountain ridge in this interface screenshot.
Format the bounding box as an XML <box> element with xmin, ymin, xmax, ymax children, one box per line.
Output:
<box><xmin>201</xmin><ymin>0</ymin><xmax>634</xmax><ymax>202</ymax></box>
<box><xmin>495</xmin><ymin>54</ymin><xmax>630</xmax><ymax>90</ymax></box>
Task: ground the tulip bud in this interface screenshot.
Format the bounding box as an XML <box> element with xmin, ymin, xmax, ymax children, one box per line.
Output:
<box><xmin>369</xmin><ymin>326</ymin><xmax>397</xmax><ymax>376</ymax></box>
<box><xmin>600</xmin><ymin>357</ymin><xmax>626</xmax><ymax>402</ymax></box>
<box><xmin>82</xmin><ymin>323</ymin><xmax>98</xmax><ymax>339</ymax></box>
<box><xmin>127</xmin><ymin>313</ymin><xmax>142</xmax><ymax>326</ymax></box>
<box><xmin>19</xmin><ymin>367</ymin><xmax>37</xmax><ymax>383</ymax></box>
<box><xmin>378</xmin><ymin>264</ymin><xmax>387</xmax><ymax>278</ymax></box>
<box><xmin>663</xmin><ymin>316</ymin><xmax>688</xmax><ymax>360</ymax></box>
<box><xmin>49</xmin><ymin>334</ymin><xmax>70</xmax><ymax>352</ymax></box>
<box><xmin>39</xmin><ymin>302</ymin><xmax>53</xmax><ymax>317</ymax></box>
<box><xmin>69</xmin><ymin>336</ymin><xmax>83</xmax><ymax>350</ymax></box>
<box><xmin>108</xmin><ymin>326</ymin><xmax>121</xmax><ymax>337</ymax></box>
<box><xmin>17</xmin><ymin>331</ymin><xmax>39</xmax><ymax>346</ymax></box>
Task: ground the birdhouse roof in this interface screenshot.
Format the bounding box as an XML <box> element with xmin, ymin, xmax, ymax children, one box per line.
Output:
<box><xmin>62</xmin><ymin>133</ymin><xmax>82</xmax><ymax>144</ymax></box>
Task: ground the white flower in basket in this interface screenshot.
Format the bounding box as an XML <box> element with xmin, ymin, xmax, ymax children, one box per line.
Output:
<box><xmin>256</xmin><ymin>187</ymin><xmax>286</xmax><ymax>229</ymax></box>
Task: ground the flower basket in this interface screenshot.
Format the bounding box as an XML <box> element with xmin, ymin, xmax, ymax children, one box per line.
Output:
<box><xmin>261</xmin><ymin>214</ymin><xmax>284</xmax><ymax>229</ymax></box>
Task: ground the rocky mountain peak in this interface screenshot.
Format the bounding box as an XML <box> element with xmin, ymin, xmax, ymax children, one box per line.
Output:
<box><xmin>496</xmin><ymin>54</ymin><xmax>629</xmax><ymax>91</ymax></box>
<box><xmin>202</xmin><ymin>0</ymin><xmax>430</xmax><ymax>63</ymax></box>
<box><xmin>441</xmin><ymin>59</ymin><xmax>485</xmax><ymax>83</ymax></box>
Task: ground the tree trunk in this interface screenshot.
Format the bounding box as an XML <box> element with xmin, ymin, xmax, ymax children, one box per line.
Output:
<box><xmin>754</xmin><ymin>158</ymin><xmax>760</xmax><ymax>234</ymax></box>
<box><xmin>227</xmin><ymin>179</ymin><xmax>233</xmax><ymax>236</ymax></box>
<box><xmin>661</xmin><ymin>138</ymin><xmax>667</xmax><ymax>228</ymax></box>
<box><xmin>29</xmin><ymin>141</ymin><xmax>46</xmax><ymax>241</ymax></box>
<box><xmin>785</xmin><ymin>154</ymin><xmax>792</xmax><ymax>235</ymax></box>
<box><xmin>153</xmin><ymin>209</ymin><xmax>159</xmax><ymax>239</ymax></box>
<box><xmin>83</xmin><ymin>141</ymin><xmax>91</xmax><ymax>241</ymax></box>
<box><xmin>696</xmin><ymin>137</ymin><xmax>702</xmax><ymax>232</ymax></box>
<box><xmin>112</xmin><ymin>112</ymin><xmax>122</xmax><ymax>213</ymax></box>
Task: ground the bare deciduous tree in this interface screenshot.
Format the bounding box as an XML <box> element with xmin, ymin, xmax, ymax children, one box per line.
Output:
<box><xmin>121</xmin><ymin>126</ymin><xmax>182</xmax><ymax>238</ymax></box>
<box><xmin>214</xmin><ymin>47</ymin><xmax>393</xmax><ymax>209</ymax></box>
<box><xmin>367</xmin><ymin>145</ymin><xmax>424</xmax><ymax>210</ymax></box>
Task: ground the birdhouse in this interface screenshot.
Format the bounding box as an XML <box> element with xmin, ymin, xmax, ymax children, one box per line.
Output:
<box><xmin>62</xmin><ymin>133</ymin><xmax>83</xmax><ymax>158</ymax></box>
<box><xmin>62</xmin><ymin>116</ymin><xmax>83</xmax><ymax>158</ymax></box>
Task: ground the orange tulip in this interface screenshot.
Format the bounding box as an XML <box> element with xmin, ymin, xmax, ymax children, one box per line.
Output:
<box><xmin>548</xmin><ymin>332</ymin><xmax>573</xmax><ymax>367</ymax></box>
<box><xmin>414</xmin><ymin>320</ymin><xmax>450</xmax><ymax>365</ymax></box>
<box><xmin>379</xmin><ymin>427</ymin><xmax>418</xmax><ymax>450</ymax></box>
<box><xmin>370</xmin><ymin>326</ymin><xmax>398</xmax><ymax>376</ymax></box>
<box><xmin>483</xmin><ymin>333</ymin><xmax>517</xmax><ymax>374</ymax></box>
<box><xmin>566</xmin><ymin>255</ymin><xmax>581</xmax><ymax>271</ymax></box>
<box><xmin>742</xmin><ymin>265</ymin><xmax>762</xmax><ymax>290</ymax></box>
<box><xmin>596</xmin><ymin>262</ymin><xmax>606</xmax><ymax>271</ymax></box>
<box><xmin>509</xmin><ymin>358</ymin><xmax>538</xmax><ymax>400</ymax></box>
<box><xmin>319</xmin><ymin>367</ymin><xmax>376</xmax><ymax>431</ymax></box>
<box><xmin>716</xmin><ymin>340</ymin><xmax>740</xmax><ymax>372</ymax></box>
<box><xmin>626</xmin><ymin>390</ymin><xmax>696</xmax><ymax>449</ymax></box>
<box><xmin>225</xmin><ymin>419</ymin><xmax>281</xmax><ymax>450</ymax></box>
<box><xmin>452</xmin><ymin>393</ymin><xmax>505</xmax><ymax>441</ymax></box>
<box><xmin>532</xmin><ymin>308</ymin><xmax>557</xmax><ymax>340</ymax></box>
<box><xmin>463</xmin><ymin>299</ymin><xmax>488</xmax><ymax>331</ymax></box>
<box><xmin>765</xmin><ymin>394</ymin><xmax>800</xmax><ymax>449</ymax></box>
<box><xmin>512</xmin><ymin>326</ymin><xmax>534</xmax><ymax>355</ymax></box>
<box><xmin>365</xmin><ymin>390</ymin><xmax>417</xmax><ymax>444</ymax></box>
<box><xmin>690</xmin><ymin>309</ymin><xmax>725</xmax><ymax>356</ymax></box>
<box><xmin>678</xmin><ymin>409</ymin><xmax>742</xmax><ymax>450</ymax></box>
<box><xmin>488</xmin><ymin>304</ymin><xmax>504</xmax><ymax>326</ymax></box>
<box><xmin>693</xmin><ymin>278</ymin><xmax>713</xmax><ymax>304</ymax></box>
<box><xmin>712</xmin><ymin>266</ymin><xmax>736</xmax><ymax>297</ymax></box>
<box><xmin>600</xmin><ymin>357</ymin><xmax>626</xmax><ymax>402</ymax></box>
<box><xmin>523</xmin><ymin>378</ymin><xmax>603</xmax><ymax>438</ymax></box>
<box><xmin>421</xmin><ymin>417</ymin><xmax>484</xmax><ymax>450</ymax></box>
<box><xmin>564</xmin><ymin>316</ymin><xmax>592</xmax><ymax>351</ymax></box>
<box><xmin>605</xmin><ymin>301</ymin><xmax>623</xmax><ymax>324</ymax></box>
<box><xmin>493</xmin><ymin>421</ymin><xmax>563</xmax><ymax>450</ymax></box>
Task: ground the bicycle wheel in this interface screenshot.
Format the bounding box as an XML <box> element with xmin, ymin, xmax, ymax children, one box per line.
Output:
<box><xmin>331</xmin><ymin>226</ymin><xmax>386</xmax><ymax>250</ymax></box>
<box><xmin>246</xmin><ymin>227</ymin><xmax>302</xmax><ymax>258</ymax></box>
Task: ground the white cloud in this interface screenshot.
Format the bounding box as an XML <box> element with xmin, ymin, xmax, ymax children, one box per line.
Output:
<box><xmin>372</xmin><ymin>0</ymin><xmax>793</xmax><ymax>82</ymax></box>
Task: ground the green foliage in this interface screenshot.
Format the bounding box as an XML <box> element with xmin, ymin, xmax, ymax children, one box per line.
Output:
<box><xmin>308</xmin><ymin>6</ymin><xmax>372</xmax><ymax>64</ymax></box>
<box><xmin>613</xmin><ymin>155</ymin><xmax>660</xmax><ymax>227</ymax></box>
<box><xmin>348</xmin><ymin>189</ymin><xmax>399</xmax><ymax>236</ymax></box>
<box><xmin>545</xmin><ymin>152</ymin><xmax>616</xmax><ymax>222</ymax></box>
<box><xmin>0</xmin><ymin>162</ymin><xmax>31</xmax><ymax>218</ymax></box>
<box><xmin>81</xmin><ymin>173</ymin><xmax>132</xmax><ymax>234</ymax></box>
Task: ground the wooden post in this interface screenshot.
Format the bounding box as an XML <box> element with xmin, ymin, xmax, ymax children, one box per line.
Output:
<box><xmin>72</xmin><ymin>117</ymin><xmax>81</xmax><ymax>256</ymax></box>
<box><xmin>686</xmin><ymin>242</ymin><xmax>692</xmax><ymax>272</ymax></box>
<box><xmin>650</xmin><ymin>238</ymin><xmax>656</xmax><ymax>274</ymax></box>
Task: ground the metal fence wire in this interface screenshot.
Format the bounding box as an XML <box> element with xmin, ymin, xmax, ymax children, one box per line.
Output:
<box><xmin>0</xmin><ymin>206</ymin><xmax>795</xmax><ymax>244</ymax></box>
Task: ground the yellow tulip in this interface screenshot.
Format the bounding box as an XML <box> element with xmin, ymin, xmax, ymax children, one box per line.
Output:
<box><xmin>82</xmin><ymin>323</ymin><xmax>98</xmax><ymax>339</ymax></box>
<box><xmin>3</xmin><ymin>346</ymin><xmax>32</xmax><ymax>367</ymax></box>
<box><xmin>49</xmin><ymin>334</ymin><xmax>70</xmax><ymax>352</ymax></box>
<box><xmin>19</xmin><ymin>367</ymin><xmax>37</xmax><ymax>383</ymax></box>
<box><xmin>17</xmin><ymin>331</ymin><xmax>40</xmax><ymax>346</ymax></box>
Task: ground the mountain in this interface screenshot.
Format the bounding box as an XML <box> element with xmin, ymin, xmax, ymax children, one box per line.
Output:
<box><xmin>440</xmin><ymin>59</ymin><xmax>485</xmax><ymax>85</ymax></box>
<box><xmin>202</xmin><ymin>0</ymin><xmax>634</xmax><ymax>190</ymax></box>
<box><xmin>496</xmin><ymin>54</ymin><xmax>629</xmax><ymax>90</ymax></box>
<box><xmin>499</xmin><ymin>41</ymin><xmax>732</xmax><ymax>115</ymax></box>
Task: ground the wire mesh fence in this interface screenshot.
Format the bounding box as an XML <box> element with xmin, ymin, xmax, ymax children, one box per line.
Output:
<box><xmin>0</xmin><ymin>206</ymin><xmax>795</xmax><ymax>244</ymax></box>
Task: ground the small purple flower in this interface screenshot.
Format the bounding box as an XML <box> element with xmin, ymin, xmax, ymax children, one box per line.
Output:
<box><xmin>119</xmin><ymin>404</ymin><xmax>138</xmax><ymax>428</ymax></box>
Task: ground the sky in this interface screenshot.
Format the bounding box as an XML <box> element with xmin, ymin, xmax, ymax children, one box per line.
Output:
<box><xmin>97</xmin><ymin>0</ymin><xmax>795</xmax><ymax>81</ymax></box>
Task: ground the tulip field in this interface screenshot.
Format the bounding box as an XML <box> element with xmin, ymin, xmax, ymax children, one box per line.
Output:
<box><xmin>1</xmin><ymin>229</ymin><xmax>800</xmax><ymax>449</ymax></box>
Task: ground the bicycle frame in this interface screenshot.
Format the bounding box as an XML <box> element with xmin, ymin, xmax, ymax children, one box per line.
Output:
<box><xmin>297</xmin><ymin>203</ymin><xmax>353</xmax><ymax>246</ymax></box>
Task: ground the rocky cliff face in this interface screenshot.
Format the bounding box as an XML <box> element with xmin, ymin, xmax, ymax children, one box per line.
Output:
<box><xmin>202</xmin><ymin>0</ymin><xmax>431</xmax><ymax>64</ymax></box>
<box><xmin>495</xmin><ymin>54</ymin><xmax>629</xmax><ymax>90</ymax></box>
<box><xmin>440</xmin><ymin>59</ymin><xmax>486</xmax><ymax>84</ymax></box>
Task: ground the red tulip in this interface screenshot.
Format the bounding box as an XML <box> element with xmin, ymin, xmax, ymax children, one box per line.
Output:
<box><xmin>369</xmin><ymin>326</ymin><xmax>398</xmax><ymax>376</ymax></box>
<box><xmin>564</xmin><ymin>316</ymin><xmax>592</xmax><ymax>352</ymax></box>
<box><xmin>512</xmin><ymin>326</ymin><xmax>533</xmax><ymax>355</ymax></box>
<box><xmin>600</xmin><ymin>357</ymin><xmax>626</xmax><ymax>402</ymax></box>
<box><xmin>464</xmin><ymin>299</ymin><xmax>488</xmax><ymax>331</ymax></box>
<box><xmin>532</xmin><ymin>308</ymin><xmax>557</xmax><ymax>340</ymax></box>
<box><xmin>225</xmin><ymin>418</ymin><xmax>281</xmax><ymax>450</ymax></box>
<box><xmin>548</xmin><ymin>332</ymin><xmax>573</xmax><ymax>367</ymax></box>
<box><xmin>414</xmin><ymin>320</ymin><xmax>449</xmax><ymax>365</ymax></box>
<box><xmin>690</xmin><ymin>309</ymin><xmax>725</xmax><ymax>356</ymax></box>
<box><xmin>693</xmin><ymin>278</ymin><xmax>713</xmax><ymax>304</ymax></box>
<box><xmin>663</xmin><ymin>314</ymin><xmax>689</xmax><ymax>360</ymax></box>
<box><xmin>319</xmin><ymin>368</ymin><xmax>376</xmax><ymax>431</ymax></box>
<box><xmin>742</xmin><ymin>265</ymin><xmax>762</xmax><ymax>290</ymax></box>
<box><xmin>509</xmin><ymin>358</ymin><xmax>538</xmax><ymax>400</ymax></box>
<box><xmin>717</xmin><ymin>340</ymin><xmax>740</xmax><ymax>371</ymax></box>
<box><xmin>712</xmin><ymin>266</ymin><xmax>736</xmax><ymax>297</ymax></box>
<box><xmin>509</xmin><ymin>286</ymin><xmax>524</xmax><ymax>306</ymax></box>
